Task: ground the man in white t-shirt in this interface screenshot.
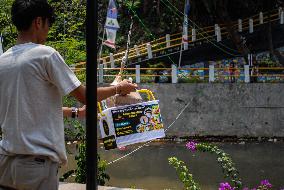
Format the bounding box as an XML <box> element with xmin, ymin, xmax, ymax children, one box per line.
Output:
<box><xmin>0</xmin><ymin>0</ymin><xmax>137</xmax><ymax>189</ymax></box>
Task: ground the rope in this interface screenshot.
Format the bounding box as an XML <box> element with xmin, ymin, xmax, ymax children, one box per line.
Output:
<box><xmin>107</xmin><ymin>100</ymin><xmax>192</xmax><ymax>165</ymax></box>
<box><xmin>119</xmin><ymin>15</ymin><xmax>134</xmax><ymax>75</ymax></box>
<box><xmin>118</xmin><ymin>0</ymin><xmax>137</xmax><ymax>77</ymax></box>
<box><xmin>98</xmin><ymin>29</ymin><xmax>106</xmax><ymax>61</ymax></box>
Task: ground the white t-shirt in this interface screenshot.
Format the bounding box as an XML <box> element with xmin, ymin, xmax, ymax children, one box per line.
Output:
<box><xmin>0</xmin><ymin>43</ymin><xmax>81</xmax><ymax>165</ymax></box>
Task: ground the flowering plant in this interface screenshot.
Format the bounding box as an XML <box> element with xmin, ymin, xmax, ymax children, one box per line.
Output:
<box><xmin>219</xmin><ymin>182</ymin><xmax>235</xmax><ymax>190</ymax></box>
<box><xmin>241</xmin><ymin>179</ymin><xmax>273</xmax><ymax>190</ymax></box>
<box><xmin>168</xmin><ymin>141</ymin><xmax>280</xmax><ymax>190</ymax></box>
<box><xmin>168</xmin><ymin>157</ymin><xmax>201</xmax><ymax>190</ymax></box>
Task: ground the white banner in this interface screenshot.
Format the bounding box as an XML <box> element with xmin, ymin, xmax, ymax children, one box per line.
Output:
<box><xmin>104</xmin><ymin>0</ymin><xmax>119</xmax><ymax>49</ymax></box>
<box><xmin>182</xmin><ymin>0</ymin><xmax>190</xmax><ymax>50</ymax></box>
<box><xmin>105</xmin><ymin>17</ymin><xmax>119</xmax><ymax>30</ymax></box>
<box><xmin>104</xmin><ymin>28</ymin><xmax>117</xmax><ymax>49</ymax></box>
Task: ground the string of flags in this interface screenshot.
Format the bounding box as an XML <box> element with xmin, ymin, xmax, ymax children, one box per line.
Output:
<box><xmin>104</xmin><ymin>0</ymin><xmax>120</xmax><ymax>49</ymax></box>
<box><xmin>182</xmin><ymin>0</ymin><xmax>190</xmax><ymax>45</ymax></box>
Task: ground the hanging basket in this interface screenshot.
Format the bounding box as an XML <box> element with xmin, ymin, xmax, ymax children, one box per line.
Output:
<box><xmin>98</xmin><ymin>89</ymin><xmax>165</xmax><ymax>150</ymax></box>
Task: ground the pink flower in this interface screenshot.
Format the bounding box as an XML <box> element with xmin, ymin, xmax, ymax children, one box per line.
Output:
<box><xmin>186</xmin><ymin>141</ymin><xmax>197</xmax><ymax>151</ymax></box>
<box><xmin>219</xmin><ymin>182</ymin><xmax>234</xmax><ymax>190</ymax></box>
<box><xmin>260</xmin><ymin>179</ymin><xmax>272</xmax><ymax>188</ymax></box>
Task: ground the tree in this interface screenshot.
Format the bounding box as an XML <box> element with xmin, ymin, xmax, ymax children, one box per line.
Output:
<box><xmin>0</xmin><ymin>0</ymin><xmax>17</xmax><ymax>49</ymax></box>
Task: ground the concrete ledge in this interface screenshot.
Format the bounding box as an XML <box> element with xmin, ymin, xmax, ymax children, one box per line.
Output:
<box><xmin>59</xmin><ymin>183</ymin><xmax>142</xmax><ymax>190</ymax></box>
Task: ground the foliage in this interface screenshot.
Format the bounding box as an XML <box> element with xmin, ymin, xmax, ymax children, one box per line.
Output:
<box><xmin>168</xmin><ymin>157</ymin><xmax>201</xmax><ymax>190</ymax></box>
<box><xmin>258</xmin><ymin>57</ymin><xmax>279</xmax><ymax>68</ymax></box>
<box><xmin>1</xmin><ymin>0</ymin><xmax>283</xmax><ymax>64</ymax></box>
<box><xmin>169</xmin><ymin>141</ymin><xmax>243</xmax><ymax>190</ymax></box>
<box><xmin>219</xmin><ymin>179</ymin><xmax>274</xmax><ymax>190</ymax></box>
<box><xmin>62</xmin><ymin>96</ymin><xmax>110</xmax><ymax>185</ymax></box>
<box><xmin>64</xmin><ymin>119</ymin><xmax>85</xmax><ymax>141</ymax></box>
<box><xmin>194</xmin><ymin>142</ymin><xmax>242</xmax><ymax>189</ymax></box>
<box><xmin>0</xmin><ymin>0</ymin><xmax>17</xmax><ymax>49</ymax></box>
<box><xmin>47</xmin><ymin>0</ymin><xmax>86</xmax><ymax>41</ymax></box>
<box><xmin>47</xmin><ymin>39</ymin><xmax>86</xmax><ymax>66</ymax></box>
<box><xmin>73</xmin><ymin>143</ymin><xmax>110</xmax><ymax>185</ymax></box>
<box><xmin>59</xmin><ymin>141</ymin><xmax>110</xmax><ymax>185</ymax></box>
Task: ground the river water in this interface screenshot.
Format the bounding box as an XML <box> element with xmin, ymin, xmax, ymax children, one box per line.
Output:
<box><xmin>61</xmin><ymin>141</ymin><xmax>284</xmax><ymax>190</ymax></box>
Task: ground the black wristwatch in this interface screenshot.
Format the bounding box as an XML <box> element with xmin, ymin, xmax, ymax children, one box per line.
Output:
<box><xmin>71</xmin><ymin>107</ymin><xmax>78</xmax><ymax>118</ymax></box>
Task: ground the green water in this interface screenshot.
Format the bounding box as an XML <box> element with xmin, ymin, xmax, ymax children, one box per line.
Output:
<box><xmin>61</xmin><ymin>141</ymin><xmax>284</xmax><ymax>190</ymax></box>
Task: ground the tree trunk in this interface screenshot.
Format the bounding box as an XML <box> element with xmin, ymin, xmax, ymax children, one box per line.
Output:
<box><xmin>266</xmin><ymin>14</ymin><xmax>283</xmax><ymax>66</ymax></box>
<box><xmin>156</xmin><ymin>0</ymin><xmax>161</xmax><ymax>16</ymax></box>
<box><xmin>143</xmin><ymin>0</ymin><xmax>150</xmax><ymax>15</ymax></box>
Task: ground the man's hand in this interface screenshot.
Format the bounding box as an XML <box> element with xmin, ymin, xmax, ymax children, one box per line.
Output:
<box><xmin>117</xmin><ymin>79</ymin><xmax>138</xmax><ymax>96</ymax></box>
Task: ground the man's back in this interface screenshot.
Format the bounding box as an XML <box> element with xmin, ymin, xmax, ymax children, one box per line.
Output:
<box><xmin>0</xmin><ymin>43</ymin><xmax>81</xmax><ymax>165</ymax></box>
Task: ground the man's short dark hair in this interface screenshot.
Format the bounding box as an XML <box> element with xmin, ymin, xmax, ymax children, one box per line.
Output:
<box><xmin>11</xmin><ymin>0</ymin><xmax>55</xmax><ymax>31</ymax></box>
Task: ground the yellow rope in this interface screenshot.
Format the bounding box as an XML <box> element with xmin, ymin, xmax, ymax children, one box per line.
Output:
<box><xmin>97</xmin><ymin>102</ymin><xmax>105</xmax><ymax>116</ymax></box>
<box><xmin>137</xmin><ymin>89</ymin><xmax>156</xmax><ymax>101</ymax></box>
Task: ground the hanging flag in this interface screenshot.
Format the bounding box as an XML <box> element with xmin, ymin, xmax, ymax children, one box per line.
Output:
<box><xmin>104</xmin><ymin>0</ymin><xmax>120</xmax><ymax>49</ymax></box>
<box><xmin>185</xmin><ymin>0</ymin><xmax>190</xmax><ymax>16</ymax></box>
<box><xmin>182</xmin><ymin>0</ymin><xmax>190</xmax><ymax>50</ymax></box>
<box><xmin>0</xmin><ymin>34</ymin><xmax>3</xmax><ymax>55</ymax></box>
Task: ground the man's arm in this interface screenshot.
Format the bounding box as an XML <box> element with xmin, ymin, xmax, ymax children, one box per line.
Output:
<box><xmin>97</xmin><ymin>86</ymin><xmax>116</xmax><ymax>102</ymax></box>
<box><xmin>70</xmin><ymin>85</ymin><xmax>86</xmax><ymax>104</ymax></box>
<box><xmin>62</xmin><ymin>85</ymin><xmax>116</xmax><ymax>118</ymax></box>
<box><xmin>63</xmin><ymin>79</ymin><xmax>137</xmax><ymax>118</ymax></box>
<box><xmin>98</xmin><ymin>79</ymin><xmax>137</xmax><ymax>101</ymax></box>
<box><xmin>68</xmin><ymin>79</ymin><xmax>137</xmax><ymax>103</ymax></box>
<box><xmin>62</xmin><ymin>84</ymin><xmax>86</xmax><ymax>118</ymax></box>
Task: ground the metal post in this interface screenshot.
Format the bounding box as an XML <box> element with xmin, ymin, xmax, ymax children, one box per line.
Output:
<box><xmin>134</xmin><ymin>45</ymin><xmax>140</xmax><ymax>56</ymax></box>
<box><xmin>147</xmin><ymin>43</ymin><xmax>153</xmax><ymax>59</ymax></box>
<box><xmin>192</xmin><ymin>28</ymin><xmax>196</xmax><ymax>42</ymax></box>
<box><xmin>248</xmin><ymin>53</ymin><xmax>253</xmax><ymax>67</ymax></box>
<box><xmin>259</xmin><ymin>12</ymin><xmax>263</xmax><ymax>24</ymax></box>
<box><xmin>238</xmin><ymin>19</ymin><xmax>242</xmax><ymax>32</ymax></box>
<box><xmin>103</xmin><ymin>58</ymin><xmax>107</xmax><ymax>68</ymax></box>
<box><xmin>217</xmin><ymin>26</ymin><xmax>221</xmax><ymax>42</ymax></box>
<box><xmin>209</xmin><ymin>65</ymin><xmax>215</xmax><ymax>82</ymax></box>
<box><xmin>86</xmin><ymin>0</ymin><xmax>97</xmax><ymax>189</ymax></box>
<box><xmin>99</xmin><ymin>64</ymin><xmax>104</xmax><ymax>84</ymax></box>
<box><xmin>110</xmin><ymin>53</ymin><xmax>115</xmax><ymax>68</ymax></box>
<box><xmin>171</xmin><ymin>64</ymin><xmax>178</xmax><ymax>83</ymax></box>
<box><xmin>183</xmin><ymin>28</ymin><xmax>188</xmax><ymax>50</ymax></box>
<box><xmin>249</xmin><ymin>18</ymin><xmax>253</xmax><ymax>33</ymax></box>
<box><xmin>214</xmin><ymin>24</ymin><xmax>218</xmax><ymax>35</ymax></box>
<box><xmin>244</xmin><ymin>65</ymin><xmax>250</xmax><ymax>83</ymax></box>
<box><xmin>281</xmin><ymin>11</ymin><xmax>284</xmax><ymax>25</ymax></box>
<box><xmin>0</xmin><ymin>35</ymin><xmax>3</xmax><ymax>55</ymax></box>
<box><xmin>166</xmin><ymin>34</ymin><xmax>171</xmax><ymax>47</ymax></box>
<box><xmin>135</xmin><ymin>65</ymin><xmax>141</xmax><ymax>83</ymax></box>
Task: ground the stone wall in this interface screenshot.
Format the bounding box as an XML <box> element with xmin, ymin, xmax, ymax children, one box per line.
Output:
<box><xmin>137</xmin><ymin>83</ymin><xmax>284</xmax><ymax>137</ymax></box>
